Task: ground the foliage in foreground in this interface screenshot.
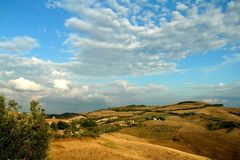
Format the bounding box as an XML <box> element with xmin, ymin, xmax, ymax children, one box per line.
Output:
<box><xmin>0</xmin><ymin>96</ymin><xmax>50</xmax><ymax>160</ymax></box>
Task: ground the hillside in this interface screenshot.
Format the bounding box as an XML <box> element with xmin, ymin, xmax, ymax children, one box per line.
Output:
<box><xmin>50</xmin><ymin>133</ymin><xmax>210</xmax><ymax>160</ymax></box>
<box><xmin>49</xmin><ymin>101</ymin><xmax>240</xmax><ymax>160</ymax></box>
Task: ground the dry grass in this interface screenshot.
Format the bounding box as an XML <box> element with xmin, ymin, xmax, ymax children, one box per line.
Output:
<box><xmin>120</xmin><ymin>116</ymin><xmax>240</xmax><ymax>160</ymax></box>
<box><xmin>156</xmin><ymin>102</ymin><xmax>207</xmax><ymax>112</ymax></box>
<box><xmin>86</xmin><ymin>110</ymin><xmax>142</xmax><ymax>118</ymax></box>
<box><xmin>46</xmin><ymin>118</ymin><xmax>69</xmax><ymax>125</ymax></box>
<box><xmin>50</xmin><ymin>133</ymin><xmax>209</xmax><ymax>160</ymax></box>
<box><xmin>195</xmin><ymin>107</ymin><xmax>240</xmax><ymax>122</ymax></box>
<box><xmin>67</xmin><ymin>115</ymin><xmax>87</xmax><ymax>121</ymax></box>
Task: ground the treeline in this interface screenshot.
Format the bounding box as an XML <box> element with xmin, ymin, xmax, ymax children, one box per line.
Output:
<box><xmin>47</xmin><ymin>112</ymin><xmax>80</xmax><ymax>119</ymax></box>
<box><xmin>111</xmin><ymin>104</ymin><xmax>147</xmax><ymax>112</ymax></box>
<box><xmin>50</xmin><ymin>119</ymin><xmax>121</xmax><ymax>139</ymax></box>
<box><xmin>168</xmin><ymin>112</ymin><xmax>196</xmax><ymax>117</ymax></box>
<box><xmin>207</xmin><ymin>120</ymin><xmax>240</xmax><ymax>131</ymax></box>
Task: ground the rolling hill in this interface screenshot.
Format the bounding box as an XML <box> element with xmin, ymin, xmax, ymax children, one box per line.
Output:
<box><xmin>49</xmin><ymin>101</ymin><xmax>240</xmax><ymax>160</ymax></box>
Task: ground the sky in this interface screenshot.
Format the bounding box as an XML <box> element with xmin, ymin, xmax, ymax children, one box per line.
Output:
<box><xmin>0</xmin><ymin>0</ymin><xmax>240</xmax><ymax>113</ymax></box>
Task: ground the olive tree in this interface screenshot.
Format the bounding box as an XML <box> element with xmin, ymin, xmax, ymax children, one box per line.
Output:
<box><xmin>0</xmin><ymin>96</ymin><xmax>51</xmax><ymax>160</ymax></box>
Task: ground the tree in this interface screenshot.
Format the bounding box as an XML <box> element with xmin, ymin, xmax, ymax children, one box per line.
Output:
<box><xmin>0</xmin><ymin>96</ymin><xmax>51</xmax><ymax>160</ymax></box>
<box><xmin>50</xmin><ymin>122</ymin><xmax>58</xmax><ymax>132</ymax></box>
<box><xmin>0</xmin><ymin>96</ymin><xmax>6</xmax><ymax>114</ymax></box>
<box><xmin>70</xmin><ymin>121</ymin><xmax>79</xmax><ymax>135</ymax></box>
<box><xmin>81</xmin><ymin>119</ymin><xmax>97</xmax><ymax>128</ymax></box>
<box><xmin>57</xmin><ymin>121</ymin><xmax>70</xmax><ymax>130</ymax></box>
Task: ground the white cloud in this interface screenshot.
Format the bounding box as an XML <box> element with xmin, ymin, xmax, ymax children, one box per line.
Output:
<box><xmin>0</xmin><ymin>36</ymin><xmax>39</xmax><ymax>53</ymax></box>
<box><xmin>46</xmin><ymin>0</ymin><xmax>240</xmax><ymax>76</ymax></box>
<box><xmin>53</xmin><ymin>79</ymin><xmax>70</xmax><ymax>90</ymax></box>
<box><xmin>0</xmin><ymin>54</ymin><xmax>69</xmax><ymax>83</ymax></box>
<box><xmin>203</xmin><ymin>98</ymin><xmax>226</xmax><ymax>104</ymax></box>
<box><xmin>176</xmin><ymin>3</ymin><xmax>188</xmax><ymax>11</ymax></box>
<box><xmin>0</xmin><ymin>70</ymin><xmax>15</xmax><ymax>77</ymax></box>
<box><xmin>8</xmin><ymin>77</ymin><xmax>44</xmax><ymax>92</ymax></box>
<box><xmin>39</xmin><ymin>80</ymin><xmax>172</xmax><ymax>113</ymax></box>
<box><xmin>107</xmin><ymin>0</ymin><xmax>128</xmax><ymax>15</ymax></box>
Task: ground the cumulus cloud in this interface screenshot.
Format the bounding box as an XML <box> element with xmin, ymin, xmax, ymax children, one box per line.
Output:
<box><xmin>0</xmin><ymin>70</ymin><xmax>15</xmax><ymax>77</ymax></box>
<box><xmin>40</xmin><ymin>80</ymin><xmax>172</xmax><ymax>113</ymax></box>
<box><xmin>203</xmin><ymin>98</ymin><xmax>226</xmax><ymax>104</ymax></box>
<box><xmin>44</xmin><ymin>0</ymin><xmax>240</xmax><ymax>76</ymax></box>
<box><xmin>53</xmin><ymin>79</ymin><xmax>70</xmax><ymax>90</ymax></box>
<box><xmin>108</xmin><ymin>0</ymin><xmax>128</xmax><ymax>15</ymax></box>
<box><xmin>1</xmin><ymin>72</ymin><xmax>175</xmax><ymax>113</ymax></box>
<box><xmin>8</xmin><ymin>77</ymin><xmax>44</xmax><ymax>92</ymax></box>
<box><xmin>0</xmin><ymin>36</ymin><xmax>39</xmax><ymax>53</ymax></box>
<box><xmin>176</xmin><ymin>3</ymin><xmax>188</xmax><ymax>11</ymax></box>
<box><xmin>0</xmin><ymin>54</ymin><xmax>69</xmax><ymax>84</ymax></box>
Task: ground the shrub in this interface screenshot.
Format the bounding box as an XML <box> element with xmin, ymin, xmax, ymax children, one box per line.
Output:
<box><xmin>155</xmin><ymin>114</ymin><xmax>166</xmax><ymax>120</ymax></box>
<box><xmin>229</xmin><ymin>112</ymin><xmax>240</xmax><ymax>116</ymax></box>
<box><xmin>0</xmin><ymin>96</ymin><xmax>50</xmax><ymax>160</ymax></box>
<box><xmin>168</xmin><ymin>112</ymin><xmax>180</xmax><ymax>116</ymax></box>
<box><xmin>181</xmin><ymin>112</ymin><xmax>196</xmax><ymax>117</ymax></box>
<box><xmin>70</xmin><ymin>121</ymin><xmax>79</xmax><ymax>135</ymax></box>
<box><xmin>159</xmin><ymin>116</ymin><xmax>166</xmax><ymax>121</ymax></box>
<box><xmin>177</xmin><ymin>101</ymin><xmax>198</xmax><ymax>105</ymax></box>
<box><xmin>57</xmin><ymin>121</ymin><xmax>70</xmax><ymax>130</ymax></box>
<box><xmin>47</xmin><ymin>112</ymin><xmax>79</xmax><ymax>119</ymax></box>
<box><xmin>79</xmin><ymin>124</ymin><xmax>121</xmax><ymax>138</ymax></box>
<box><xmin>207</xmin><ymin>121</ymin><xmax>240</xmax><ymax>131</ymax></box>
<box><xmin>80</xmin><ymin>127</ymin><xmax>100</xmax><ymax>138</ymax></box>
<box><xmin>81</xmin><ymin>119</ymin><xmax>97</xmax><ymax>128</ymax></box>
<box><xmin>98</xmin><ymin>124</ymin><xmax>121</xmax><ymax>133</ymax></box>
<box><xmin>50</xmin><ymin>122</ymin><xmax>58</xmax><ymax>131</ymax></box>
<box><xmin>203</xmin><ymin>104</ymin><xmax>224</xmax><ymax>107</ymax></box>
<box><xmin>145</xmin><ymin>116</ymin><xmax>152</xmax><ymax>120</ymax></box>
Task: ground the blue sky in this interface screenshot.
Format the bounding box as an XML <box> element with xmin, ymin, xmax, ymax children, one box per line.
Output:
<box><xmin>0</xmin><ymin>0</ymin><xmax>239</xmax><ymax>113</ymax></box>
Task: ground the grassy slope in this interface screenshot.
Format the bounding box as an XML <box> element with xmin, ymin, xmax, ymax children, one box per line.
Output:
<box><xmin>50</xmin><ymin>133</ymin><xmax>210</xmax><ymax>160</ymax></box>
<box><xmin>120</xmin><ymin>114</ymin><xmax>240</xmax><ymax>160</ymax></box>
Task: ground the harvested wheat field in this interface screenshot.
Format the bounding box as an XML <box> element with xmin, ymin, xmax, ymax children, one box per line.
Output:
<box><xmin>50</xmin><ymin>133</ymin><xmax>210</xmax><ymax>160</ymax></box>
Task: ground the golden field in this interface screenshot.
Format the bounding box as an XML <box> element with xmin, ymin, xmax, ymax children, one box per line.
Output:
<box><xmin>50</xmin><ymin>133</ymin><xmax>210</xmax><ymax>160</ymax></box>
<box><xmin>48</xmin><ymin>102</ymin><xmax>240</xmax><ymax>160</ymax></box>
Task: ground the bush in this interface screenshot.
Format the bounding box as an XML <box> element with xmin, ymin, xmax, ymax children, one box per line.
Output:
<box><xmin>203</xmin><ymin>104</ymin><xmax>224</xmax><ymax>107</ymax></box>
<box><xmin>98</xmin><ymin>124</ymin><xmax>121</xmax><ymax>134</ymax></box>
<box><xmin>81</xmin><ymin>119</ymin><xmax>97</xmax><ymax>128</ymax></box>
<box><xmin>50</xmin><ymin>122</ymin><xmax>58</xmax><ymax>131</ymax></box>
<box><xmin>159</xmin><ymin>116</ymin><xmax>166</xmax><ymax>121</ymax></box>
<box><xmin>155</xmin><ymin>114</ymin><xmax>166</xmax><ymax>120</ymax></box>
<box><xmin>57</xmin><ymin>121</ymin><xmax>70</xmax><ymax>130</ymax></box>
<box><xmin>181</xmin><ymin>112</ymin><xmax>196</xmax><ymax>117</ymax></box>
<box><xmin>0</xmin><ymin>96</ymin><xmax>50</xmax><ymax>160</ymax></box>
<box><xmin>177</xmin><ymin>101</ymin><xmax>198</xmax><ymax>105</ymax></box>
<box><xmin>207</xmin><ymin>120</ymin><xmax>240</xmax><ymax>131</ymax></box>
<box><xmin>79</xmin><ymin>124</ymin><xmax>121</xmax><ymax>138</ymax></box>
<box><xmin>229</xmin><ymin>112</ymin><xmax>240</xmax><ymax>116</ymax></box>
<box><xmin>70</xmin><ymin>121</ymin><xmax>79</xmax><ymax>135</ymax></box>
<box><xmin>80</xmin><ymin>127</ymin><xmax>100</xmax><ymax>138</ymax></box>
